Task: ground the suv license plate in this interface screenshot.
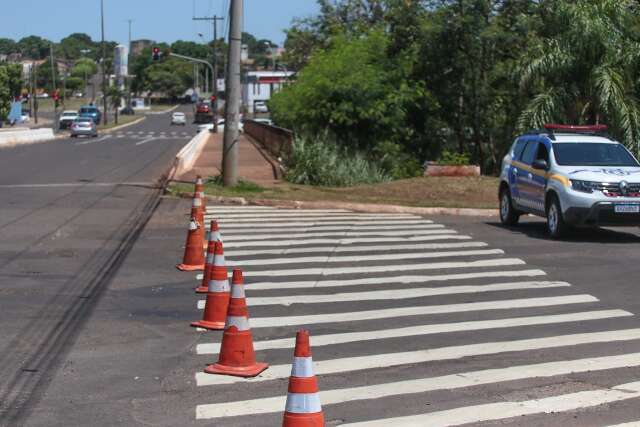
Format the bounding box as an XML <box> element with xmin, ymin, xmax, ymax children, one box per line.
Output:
<box><xmin>614</xmin><ymin>204</ymin><xmax>640</xmax><ymax>213</ymax></box>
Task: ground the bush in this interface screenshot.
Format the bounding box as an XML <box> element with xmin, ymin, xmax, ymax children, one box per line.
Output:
<box><xmin>285</xmin><ymin>135</ymin><xmax>390</xmax><ymax>187</ymax></box>
<box><xmin>438</xmin><ymin>150</ymin><xmax>471</xmax><ymax>166</ymax></box>
<box><xmin>372</xmin><ymin>141</ymin><xmax>423</xmax><ymax>179</ymax></box>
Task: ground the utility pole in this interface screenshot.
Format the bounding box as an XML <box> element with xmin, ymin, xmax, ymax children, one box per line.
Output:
<box><xmin>50</xmin><ymin>43</ymin><xmax>58</xmax><ymax>129</ymax></box>
<box><xmin>101</xmin><ymin>0</ymin><xmax>108</xmax><ymax>125</ymax></box>
<box><xmin>222</xmin><ymin>0</ymin><xmax>242</xmax><ymax>187</ymax></box>
<box><xmin>193</xmin><ymin>14</ymin><xmax>224</xmax><ymax>132</ymax></box>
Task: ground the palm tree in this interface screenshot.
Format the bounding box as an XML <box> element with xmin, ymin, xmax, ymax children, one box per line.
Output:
<box><xmin>518</xmin><ymin>0</ymin><xmax>640</xmax><ymax>152</ymax></box>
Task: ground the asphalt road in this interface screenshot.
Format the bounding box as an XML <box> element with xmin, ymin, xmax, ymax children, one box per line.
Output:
<box><xmin>0</xmin><ymin>106</ymin><xmax>198</xmax><ymax>426</ymax></box>
<box><xmin>16</xmin><ymin>201</ymin><xmax>640</xmax><ymax>426</ymax></box>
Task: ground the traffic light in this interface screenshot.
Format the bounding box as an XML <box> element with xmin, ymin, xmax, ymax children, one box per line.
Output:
<box><xmin>152</xmin><ymin>47</ymin><xmax>161</xmax><ymax>61</ymax></box>
<box><xmin>210</xmin><ymin>95</ymin><xmax>217</xmax><ymax>103</ymax></box>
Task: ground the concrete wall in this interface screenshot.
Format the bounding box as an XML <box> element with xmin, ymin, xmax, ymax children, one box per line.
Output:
<box><xmin>243</xmin><ymin>120</ymin><xmax>293</xmax><ymax>160</ymax></box>
<box><xmin>0</xmin><ymin>128</ymin><xmax>56</xmax><ymax>148</ymax></box>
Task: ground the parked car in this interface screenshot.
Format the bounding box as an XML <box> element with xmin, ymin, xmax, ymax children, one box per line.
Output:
<box><xmin>70</xmin><ymin>117</ymin><xmax>98</xmax><ymax>138</ymax></box>
<box><xmin>499</xmin><ymin>123</ymin><xmax>640</xmax><ymax>238</ymax></box>
<box><xmin>59</xmin><ymin>110</ymin><xmax>78</xmax><ymax>129</ymax></box>
<box><xmin>78</xmin><ymin>105</ymin><xmax>102</xmax><ymax>125</ymax></box>
<box><xmin>120</xmin><ymin>106</ymin><xmax>135</xmax><ymax>115</ymax></box>
<box><xmin>253</xmin><ymin>118</ymin><xmax>273</xmax><ymax>126</ymax></box>
<box><xmin>254</xmin><ymin>101</ymin><xmax>268</xmax><ymax>113</ymax></box>
<box><xmin>171</xmin><ymin>112</ymin><xmax>187</xmax><ymax>126</ymax></box>
<box><xmin>197</xmin><ymin>118</ymin><xmax>244</xmax><ymax>133</ymax></box>
<box><xmin>194</xmin><ymin>102</ymin><xmax>213</xmax><ymax>124</ymax></box>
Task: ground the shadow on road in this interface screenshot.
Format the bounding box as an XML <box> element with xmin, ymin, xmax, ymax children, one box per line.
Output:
<box><xmin>486</xmin><ymin>220</ymin><xmax>640</xmax><ymax>244</ymax></box>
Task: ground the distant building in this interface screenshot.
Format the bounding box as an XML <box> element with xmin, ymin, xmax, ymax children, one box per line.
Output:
<box><xmin>242</xmin><ymin>70</ymin><xmax>295</xmax><ymax>113</ymax></box>
<box><xmin>130</xmin><ymin>39</ymin><xmax>153</xmax><ymax>56</ymax></box>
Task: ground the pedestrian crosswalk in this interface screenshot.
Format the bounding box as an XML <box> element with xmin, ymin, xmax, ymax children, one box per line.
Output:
<box><xmin>111</xmin><ymin>130</ymin><xmax>192</xmax><ymax>140</ymax></box>
<box><xmin>192</xmin><ymin>205</ymin><xmax>640</xmax><ymax>426</ymax></box>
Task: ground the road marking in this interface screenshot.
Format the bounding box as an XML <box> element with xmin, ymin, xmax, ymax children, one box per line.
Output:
<box><xmin>207</xmin><ymin>213</ymin><xmax>420</xmax><ymax>220</ymax></box>
<box><xmin>207</xmin><ymin>208</ymin><xmax>351</xmax><ymax>214</ymax></box>
<box><xmin>196</xmin><ymin>308</ymin><xmax>630</xmax><ymax>355</ymax></box>
<box><xmin>135</xmin><ymin>137</ymin><xmax>157</xmax><ymax>146</ymax></box>
<box><xmin>213</xmin><ymin>269</ymin><xmax>548</xmax><ymax>291</ymax></box>
<box><xmin>222</xmin><ymin>224</ymin><xmax>444</xmax><ymax>234</ymax></box>
<box><xmin>223</xmin><ymin>229</ymin><xmax>453</xmax><ymax>241</ymax></box>
<box><xmin>195</xmin><ymin>349</ymin><xmax>640</xmax><ymax>419</ymax></box>
<box><xmin>138</xmin><ymin>131</ymin><xmax>145</xmax><ymax>134</ymax></box>
<box><xmin>224</xmin><ymin>241</ymin><xmax>482</xmax><ymax>257</ymax></box>
<box><xmin>229</xmin><ymin>248</ymin><xmax>502</xmax><ymax>267</ymax></box>
<box><xmin>242</xmin><ymin>280</ymin><xmax>570</xmax><ymax>307</ymax></box>
<box><xmin>195</xmin><ymin>327</ymin><xmax>640</xmax><ymax>386</ymax></box>
<box><xmin>76</xmin><ymin>135</ymin><xmax>110</xmax><ymax>145</ymax></box>
<box><xmin>197</xmin><ymin>294</ymin><xmax>597</xmax><ymax>326</ymax></box>
<box><xmin>242</xmin><ymin>258</ymin><xmax>524</xmax><ymax>278</ymax></box>
<box><xmin>605</xmin><ymin>423</ymin><xmax>640</xmax><ymax>427</ymax></box>
<box><xmin>116</xmin><ymin>135</ymin><xmax>126</xmax><ymax>139</ymax></box>
<box><xmin>212</xmin><ymin>220</ymin><xmax>438</xmax><ymax>228</ymax></box>
<box><xmin>340</xmin><ymin>380</ymin><xmax>640</xmax><ymax>426</ymax></box>
<box><xmin>222</xmin><ymin>235</ymin><xmax>469</xmax><ymax>248</ymax></box>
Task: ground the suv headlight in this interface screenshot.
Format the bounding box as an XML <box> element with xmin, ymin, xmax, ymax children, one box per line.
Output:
<box><xmin>570</xmin><ymin>179</ymin><xmax>599</xmax><ymax>193</ymax></box>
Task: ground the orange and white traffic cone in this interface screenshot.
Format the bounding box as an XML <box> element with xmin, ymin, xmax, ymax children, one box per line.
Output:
<box><xmin>176</xmin><ymin>204</ymin><xmax>205</xmax><ymax>271</ymax></box>
<box><xmin>190</xmin><ymin>241</ymin><xmax>230</xmax><ymax>330</ymax></box>
<box><xmin>282</xmin><ymin>330</ymin><xmax>324</xmax><ymax>427</ymax></box>
<box><xmin>192</xmin><ymin>193</ymin><xmax>205</xmax><ymax>232</ymax></box>
<box><xmin>203</xmin><ymin>219</ymin><xmax>222</xmax><ymax>250</ymax></box>
<box><xmin>204</xmin><ymin>268</ymin><xmax>269</xmax><ymax>377</ymax></box>
<box><xmin>195</xmin><ymin>221</ymin><xmax>217</xmax><ymax>293</ymax></box>
<box><xmin>194</xmin><ymin>176</ymin><xmax>206</xmax><ymax>224</ymax></box>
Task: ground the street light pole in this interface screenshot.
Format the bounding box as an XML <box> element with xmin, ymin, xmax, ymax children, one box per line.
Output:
<box><xmin>193</xmin><ymin>14</ymin><xmax>223</xmax><ymax>133</ymax></box>
<box><xmin>101</xmin><ymin>0</ymin><xmax>108</xmax><ymax>125</ymax></box>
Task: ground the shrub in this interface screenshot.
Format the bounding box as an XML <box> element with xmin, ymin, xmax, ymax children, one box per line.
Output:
<box><xmin>285</xmin><ymin>135</ymin><xmax>390</xmax><ymax>187</ymax></box>
<box><xmin>372</xmin><ymin>141</ymin><xmax>423</xmax><ymax>179</ymax></box>
<box><xmin>438</xmin><ymin>150</ymin><xmax>471</xmax><ymax>166</ymax></box>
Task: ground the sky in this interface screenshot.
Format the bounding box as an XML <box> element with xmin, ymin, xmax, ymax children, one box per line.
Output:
<box><xmin>0</xmin><ymin>0</ymin><xmax>320</xmax><ymax>47</ymax></box>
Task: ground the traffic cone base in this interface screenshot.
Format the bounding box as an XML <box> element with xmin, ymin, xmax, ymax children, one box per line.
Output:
<box><xmin>177</xmin><ymin>263</ymin><xmax>204</xmax><ymax>271</ymax></box>
<box><xmin>195</xmin><ymin>285</ymin><xmax>209</xmax><ymax>294</ymax></box>
<box><xmin>190</xmin><ymin>319</ymin><xmax>226</xmax><ymax>330</ymax></box>
<box><xmin>205</xmin><ymin>360</ymin><xmax>268</xmax><ymax>377</ymax></box>
<box><xmin>282</xmin><ymin>412</ymin><xmax>325</xmax><ymax>427</ymax></box>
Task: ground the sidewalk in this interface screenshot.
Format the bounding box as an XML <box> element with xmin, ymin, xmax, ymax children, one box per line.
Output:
<box><xmin>177</xmin><ymin>132</ymin><xmax>279</xmax><ymax>186</ymax></box>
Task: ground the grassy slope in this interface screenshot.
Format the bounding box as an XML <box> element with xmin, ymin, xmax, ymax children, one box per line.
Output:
<box><xmin>167</xmin><ymin>176</ymin><xmax>500</xmax><ymax>209</ymax></box>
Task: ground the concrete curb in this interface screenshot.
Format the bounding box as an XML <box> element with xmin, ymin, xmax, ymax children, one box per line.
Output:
<box><xmin>0</xmin><ymin>128</ymin><xmax>56</xmax><ymax>149</ymax></box>
<box><xmin>168</xmin><ymin>131</ymin><xmax>211</xmax><ymax>181</ymax></box>
<box><xmin>103</xmin><ymin>117</ymin><xmax>146</xmax><ymax>133</ymax></box>
<box><xmin>196</xmin><ymin>194</ymin><xmax>498</xmax><ymax>217</ymax></box>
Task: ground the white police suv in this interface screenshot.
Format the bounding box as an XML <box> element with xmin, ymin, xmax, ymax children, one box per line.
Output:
<box><xmin>499</xmin><ymin>124</ymin><xmax>640</xmax><ymax>238</ymax></box>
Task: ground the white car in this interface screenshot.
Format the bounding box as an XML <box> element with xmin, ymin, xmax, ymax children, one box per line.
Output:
<box><xmin>59</xmin><ymin>110</ymin><xmax>78</xmax><ymax>129</ymax></box>
<box><xmin>253</xmin><ymin>118</ymin><xmax>273</xmax><ymax>126</ymax></box>
<box><xmin>499</xmin><ymin>123</ymin><xmax>640</xmax><ymax>238</ymax></box>
<box><xmin>171</xmin><ymin>112</ymin><xmax>187</xmax><ymax>125</ymax></box>
<box><xmin>254</xmin><ymin>101</ymin><xmax>268</xmax><ymax>113</ymax></box>
<box><xmin>198</xmin><ymin>118</ymin><xmax>244</xmax><ymax>133</ymax></box>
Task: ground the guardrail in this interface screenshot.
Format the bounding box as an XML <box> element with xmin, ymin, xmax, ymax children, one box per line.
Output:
<box><xmin>242</xmin><ymin>120</ymin><xmax>294</xmax><ymax>159</ymax></box>
<box><xmin>0</xmin><ymin>128</ymin><xmax>56</xmax><ymax>147</ymax></box>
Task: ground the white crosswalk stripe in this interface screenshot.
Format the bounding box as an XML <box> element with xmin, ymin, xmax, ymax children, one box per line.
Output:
<box><xmin>191</xmin><ymin>205</ymin><xmax>640</xmax><ymax>425</ymax></box>
<box><xmin>195</xmin><ymin>351</ymin><xmax>640</xmax><ymax>419</ymax></box>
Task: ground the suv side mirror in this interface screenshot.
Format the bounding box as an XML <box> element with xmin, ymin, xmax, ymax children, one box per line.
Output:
<box><xmin>532</xmin><ymin>159</ymin><xmax>549</xmax><ymax>170</ymax></box>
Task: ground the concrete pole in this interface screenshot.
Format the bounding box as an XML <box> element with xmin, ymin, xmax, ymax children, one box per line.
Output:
<box><xmin>101</xmin><ymin>0</ymin><xmax>108</xmax><ymax>125</ymax></box>
<box><xmin>222</xmin><ymin>0</ymin><xmax>242</xmax><ymax>187</ymax></box>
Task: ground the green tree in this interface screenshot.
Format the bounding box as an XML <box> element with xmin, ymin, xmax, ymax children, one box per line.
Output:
<box><xmin>59</xmin><ymin>33</ymin><xmax>95</xmax><ymax>60</ymax></box>
<box><xmin>0</xmin><ymin>38</ymin><xmax>18</xmax><ymax>55</ymax></box>
<box><xmin>518</xmin><ymin>0</ymin><xmax>640</xmax><ymax>149</ymax></box>
<box><xmin>0</xmin><ymin>67</ymin><xmax>11</xmax><ymax>124</ymax></box>
<box><xmin>146</xmin><ymin>58</ymin><xmax>193</xmax><ymax>99</ymax></box>
<box><xmin>18</xmin><ymin>35</ymin><xmax>51</xmax><ymax>59</ymax></box>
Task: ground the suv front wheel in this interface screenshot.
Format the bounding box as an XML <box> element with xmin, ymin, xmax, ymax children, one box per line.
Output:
<box><xmin>546</xmin><ymin>195</ymin><xmax>568</xmax><ymax>238</ymax></box>
<box><xmin>499</xmin><ymin>188</ymin><xmax>520</xmax><ymax>226</ymax></box>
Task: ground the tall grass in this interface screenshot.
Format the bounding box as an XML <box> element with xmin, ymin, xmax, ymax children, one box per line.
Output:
<box><xmin>285</xmin><ymin>135</ymin><xmax>391</xmax><ymax>187</ymax></box>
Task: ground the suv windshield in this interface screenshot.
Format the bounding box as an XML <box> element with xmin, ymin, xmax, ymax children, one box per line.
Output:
<box><xmin>553</xmin><ymin>142</ymin><xmax>639</xmax><ymax>167</ymax></box>
<box><xmin>80</xmin><ymin>107</ymin><xmax>96</xmax><ymax>114</ymax></box>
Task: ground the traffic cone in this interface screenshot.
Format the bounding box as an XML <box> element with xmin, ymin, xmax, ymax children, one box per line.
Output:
<box><xmin>204</xmin><ymin>268</ymin><xmax>269</xmax><ymax>377</ymax></box>
<box><xmin>282</xmin><ymin>330</ymin><xmax>324</xmax><ymax>427</ymax></box>
<box><xmin>190</xmin><ymin>241</ymin><xmax>230</xmax><ymax>330</ymax></box>
<box><xmin>194</xmin><ymin>176</ymin><xmax>206</xmax><ymax>225</ymax></box>
<box><xmin>195</xmin><ymin>222</ymin><xmax>217</xmax><ymax>293</ymax></box>
<box><xmin>192</xmin><ymin>193</ymin><xmax>205</xmax><ymax>232</ymax></box>
<box><xmin>176</xmin><ymin>205</ymin><xmax>205</xmax><ymax>271</ymax></box>
<box><xmin>203</xmin><ymin>219</ymin><xmax>223</xmax><ymax>250</ymax></box>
